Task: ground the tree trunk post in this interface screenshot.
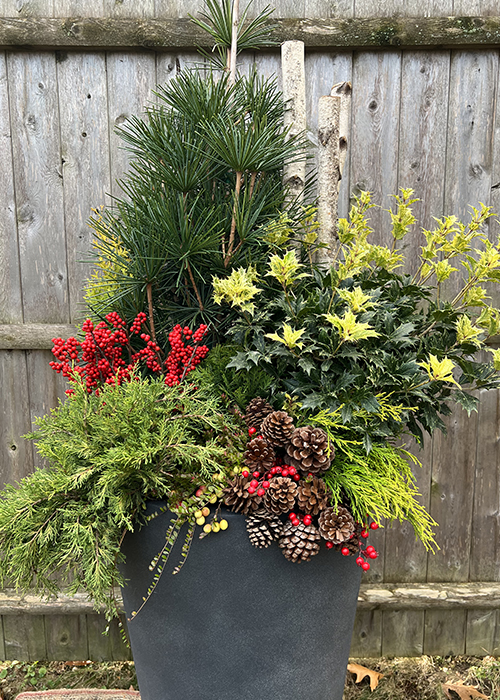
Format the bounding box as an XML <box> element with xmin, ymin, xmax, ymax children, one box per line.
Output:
<box><xmin>281</xmin><ymin>40</ymin><xmax>306</xmax><ymax>205</ymax></box>
<box><xmin>317</xmin><ymin>94</ymin><xmax>341</xmax><ymax>261</ymax></box>
<box><xmin>331</xmin><ymin>81</ymin><xmax>352</xmax><ymax>190</ymax></box>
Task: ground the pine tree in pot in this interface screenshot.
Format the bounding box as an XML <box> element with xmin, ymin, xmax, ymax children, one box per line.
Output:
<box><xmin>2</xmin><ymin>2</ymin><xmax>500</xmax><ymax>700</ymax></box>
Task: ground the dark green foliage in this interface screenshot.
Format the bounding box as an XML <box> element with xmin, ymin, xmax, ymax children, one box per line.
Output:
<box><xmin>0</xmin><ymin>374</ymin><xmax>239</xmax><ymax>618</ymax></box>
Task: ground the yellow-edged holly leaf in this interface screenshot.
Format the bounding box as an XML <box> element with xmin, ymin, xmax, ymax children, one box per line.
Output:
<box><xmin>337</xmin><ymin>286</ymin><xmax>375</xmax><ymax>313</ymax></box>
<box><xmin>325</xmin><ymin>310</ymin><xmax>379</xmax><ymax>342</ymax></box>
<box><xmin>347</xmin><ymin>663</ymin><xmax>384</xmax><ymax>692</ymax></box>
<box><xmin>418</xmin><ymin>354</ymin><xmax>460</xmax><ymax>386</ymax></box>
<box><xmin>265</xmin><ymin>323</ymin><xmax>306</xmax><ymax>350</ymax></box>
<box><xmin>456</xmin><ymin>315</ymin><xmax>483</xmax><ymax>347</ymax></box>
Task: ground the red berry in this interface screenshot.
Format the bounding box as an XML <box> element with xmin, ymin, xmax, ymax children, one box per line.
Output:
<box><xmin>293</xmin><ymin>474</ymin><xmax>301</xmax><ymax>481</ymax></box>
<box><xmin>248</xmin><ymin>427</ymin><xmax>257</xmax><ymax>436</ymax></box>
<box><xmin>368</xmin><ymin>551</ymin><xmax>378</xmax><ymax>559</ymax></box>
<box><xmin>248</xmin><ymin>487</ymin><xmax>256</xmax><ymax>495</ymax></box>
<box><xmin>341</xmin><ymin>547</ymin><xmax>350</xmax><ymax>556</ymax></box>
<box><xmin>366</xmin><ymin>545</ymin><xmax>375</xmax><ymax>553</ymax></box>
<box><xmin>257</xmin><ymin>488</ymin><xmax>265</xmax><ymax>497</ymax></box>
<box><xmin>262</xmin><ymin>481</ymin><xmax>270</xmax><ymax>489</ymax></box>
<box><xmin>289</xmin><ymin>513</ymin><xmax>297</xmax><ymax>521</ymax></box>
<box><xmin>253</xmin><ymin>471</ymin><xmax>260</xmax><ymax>479</ymax></box>
<box><xmin>303</xmin><ymin>515</ymin><xmax>312</xmax><ymax>526</ymax></box>
<box><xmin>282</xmin><ymin>469</ymin><xmax>289</xmax><ymax>477</ymax></box>
<box><xmin>271</xmin><ymin>467</ymin><xmax>278</xmax><ymax>475</ymax></box>
<box><xmin>250</xmin><ymin>479</ymin><xmax>259</xmax><ymax>488</ymax></box>
<box><xmin>275</xmin><ymin>466</ymin><xmax>282</xmax><ymax>474</ymax></box>
<box><xmin>361</xmin><ymin>561</ymin><xmax>371</xmax><ymax>571</ymax></box>
<box><xmin>370</xmin><ymin>522</ymin><xmax>379</xmax><ymax>530</ymax></box>
<box><xmin>242</xmin><ymin>470</ymin><xmax>249</xmax><ymax>478</ymax></box>
<box><xmin>288</xmin><ymin>466</ymin><xmax>297</xmax><ymax>475</ymax></box>
<box><xmin>325</xmin><ymin>541</ymin><xmax>334</xmax><ymax>549</ymax></box>
<box><xmin>361</xmin><ymin>530</ymin><xmax>369</xmax><ymax>538</ymax></box>
<box><xmin>291</xmin><ymin>518</ymin><xmax>300</xmax><ymax>527</ymax></box>
<box><xmin>356</xmin><ymin>557</ymin><xmax>364</xmax><ymax>566</ymax></box>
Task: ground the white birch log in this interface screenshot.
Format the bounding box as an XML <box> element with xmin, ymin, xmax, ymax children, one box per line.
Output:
<box><xmin>317</xmin><ymin>94</ymin><xmax>340</xmax><ymax>259</ymax></box>
<box><xmin>331</xmin><ymin>81</ymin><xmax>352</xmax><ymax>190</ymax></box>
<box><xmin>281</xmin><ymin>40</ymin><xmax>306</xmax><ymax>204</ymax></box>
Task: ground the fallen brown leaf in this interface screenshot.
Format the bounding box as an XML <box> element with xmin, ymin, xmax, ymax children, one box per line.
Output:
<box><xmin>442</xmin><ymin>681</ymin><xmax>489</xmax><ymax>699</ymax></box>
<box><xmin>347</xmin><ymin>662</ymin><xmax>384</xmax><ymax>691</ymax></box>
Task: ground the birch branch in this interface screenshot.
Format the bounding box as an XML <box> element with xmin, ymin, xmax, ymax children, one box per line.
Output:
<box><xmin>281</xmin><ymin>40</ymin><xmax>306</xmax><ymax>205</ymax></box>
<box><xmin>331</xmin><ymin>81</ymin><xmax>352</xmax><ymax>190</ymax></box>
<box><xmin>229</xmin><ymin>0</ymin><xmax>239</xmax><ymax>86</ymax></box>
<box><xmin>317</xmin><ymin>94</ymin><xmax>341</xmax><ymax>262</ymax></box>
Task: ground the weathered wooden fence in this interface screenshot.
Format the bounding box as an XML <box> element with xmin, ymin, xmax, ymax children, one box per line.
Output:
<box><xmin>1</xmin><ymin>0</ymin><xmax>500</xmax><ymax>659</ymax></box>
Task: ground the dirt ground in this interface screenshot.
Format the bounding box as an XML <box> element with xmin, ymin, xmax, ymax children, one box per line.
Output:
<box><xmin>0</xmin><ymin>655</ymin><xmax>498</xmax><ymax>700</ymax></box>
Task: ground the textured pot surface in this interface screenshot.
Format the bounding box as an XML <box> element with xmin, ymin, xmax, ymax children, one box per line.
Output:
<box><xmin>120</xmin><ymin>503</ymin><xmax>362</xmax><ymax>700</ymax></box>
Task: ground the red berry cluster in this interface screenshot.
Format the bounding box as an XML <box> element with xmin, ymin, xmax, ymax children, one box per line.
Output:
<box><xmin>50</xmin><ymin>313</ymin><xmax>210</xmax><ymax>395</ymax></box>
<box><xmin>346</xmin><ymin>522</ymin><xmax>379</xmax><ymax>571</ymax></box>
<box><xmin>165</xmin><ymin>324</ymin><xmax>209</xmax><ymax>387</ymax></box>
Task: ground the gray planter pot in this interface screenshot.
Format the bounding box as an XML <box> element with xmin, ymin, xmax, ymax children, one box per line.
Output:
<box><xmin>120</xmin><ymin>503</ymin><xmax>361</xmax><ymax>700</ymax></box>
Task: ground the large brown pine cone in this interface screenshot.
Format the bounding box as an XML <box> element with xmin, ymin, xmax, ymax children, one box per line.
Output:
<box><xmin>243</xmin><ymin>437</ymin><xmax>275</xmax><ymax>474</ymax></box>
<box><xmin>278</xmin><ymin>520</ymin><xmax>321</xmax><ymax>562</ymax></box>
<box><xmin>334</xmin><ymin>522</ymin><xmax>363</xmax><ymax>555</ymax></box>
<box><xmin>263</xmin><ymin>476</ymin><xmax>298</xmax><ymax>515</ymax></box>
<box><xmin>318</xmin><ymin>506</ymin><xmax>355</xmax><ymax>544</ymax></box>
<box><xmin>261</xmin><ymin>411</ymin><xmax>295</xmax><ymax>448</ymax></box>
<box><xmin>245</xmin><ymin>509</ymin><xmax>284</xmax><ymax>548</ymax></box>
<box><xmin>244</xmin><ymin>397</ymin><xmax>274</xmax><ymax>431</ymax></box>
<box><xmin>286</xmin><ymin>426</ymin><xmax>332</xmax><ymax>475</ymax></box>
<box><xmin>223</xmin><ymin>475</ymin><xmax>262</xmax><ymax>515</ymax></box>
<box><xmin>297</xmin><ymin>476</ymin><xmax>328</xmax><ymax>515</ymax></box>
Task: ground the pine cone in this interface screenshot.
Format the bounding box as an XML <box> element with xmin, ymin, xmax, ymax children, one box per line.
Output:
<box><xmin>223</xmin><ymin>475</ymin><xmax>262</xmax><ymax>515</ymax></box>
<box><xmin>243</xmin><ymin>437</ymin><xmax>275</xmax><ymax>474</ymax></box>
<box><xmin>318</xmin><ymin>506</ymin><xmax>355</xmax><ymax>544</ymax></box>
<box><xmin>244</xmin><ymin>397</ymin><xmax>274</xmax><ymax>431</ymax></box>
<box><xmin>279</xmin><ymin>520</ymin><xmax>321</xmax><ymax>562</ymax></box>
<box><xmin>286</xmin><ymin>426</ymin><xmax>332</xmax><ymax>475</ymax></box>
<box><xmin>297</xmin><ymin>476</ymin><xmax>328</xmax><ymax>515</ymax></box>
<box><xmin>261</xmin><ymin>410</ymin><xmax>295</xmax><ymax>447</ymax></box>
<box><xmin>245</xmin><ymin>509</ymin><xmax>284</xmax><ymax>548</ymax></box>
<box><xmin>264</xmin><ymin>476</ymin><xmax>298</xmax><ymax>515</ymax></box>
<box><xmin>335</xmin><ymin>522</ymin><xmax>363</xmax><ymax>555</ymax></box>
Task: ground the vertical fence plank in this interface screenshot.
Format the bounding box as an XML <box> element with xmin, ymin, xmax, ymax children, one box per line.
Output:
<box><xmin>424</xmin><ymin>609</ymin><xmax>467</xmax><ymax>656</ymax></box>
<box><xmin>53</xmin><ymin>0</ymin><xmax>104</xmax><ymax>16</ymax></box>
<box><xmin>45</xmin><ymin>614</ymin><xmax>89</xmax><ymax>661</ymax></box>
<box><xmin>86</xmin><ymin>614</ymin><xmax>131</xmax><ymax>661</ymax></box>
<box><xmin>106</xmin><ymin>52</ymin><xmax>157</xmax><ymax>198</ymax></box>
<box><xmin>0</xmin><ymin>616</ymin><xmax>5</xmax><ymax>661</ymax></box>
<box><xmin>103</xmin><ymin>0</ymin><xmax>155</xmax><ymax>18</ymax></box>
<box><xmin>0</xmin><ymin>51</ymin><xmax>22</xmax><ymax>324</ymax></box>
<box><xmin>355</xmin><ymin>0</ymin><xmax>453</xmax><ymax>16</ymax></box>
<box><xmin>466</xmin><ymin>610</ymin><xmax>498</xmax><ymax>656</ymax></box>
<box><xmin>304</xmin><ymin>0</ymin><xmax>354</xmax><ymax>18</ymax></box>
<box><xmin>350</xmin><ymin>609</ymin><xmax>382</xmax><ymax>657</ymax></box>
<box><xmin>7</xmin><ymin>51</ymin><xmax>69</xmax><ymax>324</ymax></box>
<box><xmin>305</xmin><ymin>51</ymin><xmax>352</xmax><ymax>217</ymax></box>
<box><xmin>427</xmin><ymin>406</ymin><xmax>479</xmax><ymax>582</ymax></box>
<box><xmin>349</xmin><ymin>51</ymin><xmax>401</xmax><ymax>242</ymax></box>
<box><xmin>3</xmin><ymin>614</ymin><xmax>46</xmax><ymax>661</ymax></box>
<box><xmin>470</xmin><ymin>387</ymin><xmax>500</xmax><ymax>582</ymax></box>
<box><xmin>397</xmin><ymin>50</ymin><xmax>450</xmax><ymax>275</ymax></box>
<box><xmin>453</xmin><ymin>0</ymin><xmax>484</xmax><ymax>15</ymax></box>
<box><xmin>0</xmin><ymin>351</ymin><xmax>33</xmax><ymax>486</ymax></box>
<box><xmin>57</xmin><ymin>52</ymin><xmax>110</xmax><ymax>322</ymax></box>
<box><xmin>156</xmin><ymin>52</ymin><xmax>200</xmax><ymax>86</ymax></box>
<box><xmin>382</xmin><ymin>610</ymin><xmax>425</xmax><ymax>657</ymax></box>
<box><xmin>384</xmin><ymin>438</ymin><xmax>433</xmax><ymax>583</ymax></box>
<box><xmin>253</xmin><ymin>51</ymin><xmax>281</xmax><ymax>89</ymax></box>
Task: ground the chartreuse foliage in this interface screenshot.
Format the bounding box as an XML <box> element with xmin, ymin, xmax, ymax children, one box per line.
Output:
<box><xmin>219</xmin><ymin>190</ymin><xmax>500</xmax><ymax>448</ymax></box>
<box><xmin>0</xmin><ymin>374</ymin><xmax>240</xmax><ymax>619</ymax></box>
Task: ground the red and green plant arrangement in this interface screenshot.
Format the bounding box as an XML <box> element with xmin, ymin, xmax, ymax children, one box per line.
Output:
<box><xmin>2</xmin><ymin>0</ymin><xmax>500</xmax><ymax>628</ymax></box>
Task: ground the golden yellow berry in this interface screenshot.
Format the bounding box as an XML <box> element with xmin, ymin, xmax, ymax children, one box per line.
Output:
<box><xmin>196</xmin><ymin>516</ymin><xmax>206</xmax><ymax>526</ymax></box>
<box><xmin>209</xmin><ymin>495</ymin><xmax>217</xmax><ymax>504</ymax></box>
<box><xmin>219</xmin><ymin>519</ymin><xmax>228</xmax><ymax>531</ymax></box>
<box><xmin>194</xmin><ymin>510</ymin><xmax>203</xmax><ymax>519</ymax></box>
<box><xmin>212</xmin><ymin>522</ymin><xmax>220</xmax><ymax>533</ymax></box>
<box><xmin>203</xmin><ymin>524</ymin><xmax>212</xmax><ymax>533</ymax></box>
<box><xmin>201</xmin><ymin>506</ymin><xmax>210</xmax><ymax>517</ymax></box>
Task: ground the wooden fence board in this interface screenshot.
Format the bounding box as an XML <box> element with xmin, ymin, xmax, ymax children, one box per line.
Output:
<box><xmin>156</xmin><ymin>51</ymin><xmax>199</xmax><ymax>86</ymax></box>
<box><xmin>304</xmin><ymin>0</ymin><xmax>353</xmax><ymax>19</ymax></box>
<box><xmin>355</xmin><ymin>0</ymin><xmax>453</xmax><ymax>17</ymax></box>
<box><xmin>427</xmin><ymin>405</ymin><xmax>479</xmax><ymax>582</ymax></box>
<box><xmin>86</xmin><ymin>614</ymin><xmax>131</xmax><ymax>661</ymax></box>
<box><xmin>0</xmin><ymin>615</ymin><xmax>5</xmax><ymax>660</ymax></box>
<box><xmin>104</xmin><ymin>0</ymin><xmax>155</xmax><ymax>18</ymax></box>
<box><xmin>304</xmin><ymin>50</ymin><xmax>352</xmax><ymax>218</ymax></box>
<box><xmin>349</xmin><ymin>51</ymin><xmax>401</xmax><ymax>243</ymax></box>
<box><xmin>0</xmin><ymin>51</ymin><xmax>22</xmax><ymax>325</ymax></box>
<box><xmin>423</xmin><ymin>609</ymin><xmax>467</xmax><ymax>656</ymax></box>
<box><xmin>469</xmin><ymin>388</ymin><xmax>500</xmax><ymax>582</ymax></box>
<box><xmin>7</xmin><ymin>51</ymin><xmax>69</xmax><ymax>324</ymax></box>
<box><xmin>383</xmin><ymin>438</ymin><xmax>433</xmax><ymax>583</ymax></box>
<box><xmin>106</xmin><ymin>52</ymin><xmax>157</xmax><ymax>198</ymax></box>
<box><xmin>494</xmin><ymin>610</ymin><xmax>500</xmax><ymax>653</ymax></box>
<box><xmin>45</xmin><ymin>613</ymin><xmax>88</xmax><ymax>661</ymax></box>
<box><xmin>53</xmin><ymin>0</ymin><xmax>104</xmax><ymax>17</ymax></box>
<box><xmin>350</xmin><ymin>609</ymin><xmax>382</xmax><ymax>657</ymax></box>
<box><xmin>381</xmin><ymin>610</ymin><xmax>424</xmax><ymax>657</ymax></box>
<box><xmin>465</xmin><ymin>609</ymin><xmax>498</xmax><ymax>656</ymax></box>
<box><xmin>3</xmin><ymin>613</ymin><xmax>46</xmax><ymax>661</ymax></box>
<box><xmin>397</xmin><ymin>50</ymin><xmax>450</xmax><ymax>274</ymax></box>
<box><xmin>0</xmin><ymin>350</ymin><xmax>33</xmax><ymax>487</ymax></box>
<box><xmin>57</xmin><ymin>52</ymin><xmax>110</xmax><ymax>322</ymax></box>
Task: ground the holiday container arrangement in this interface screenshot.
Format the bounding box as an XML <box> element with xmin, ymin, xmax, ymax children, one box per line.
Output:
<box><xmin>2</xmin><ymin>2</ymin><xmax>500</xmax><ymax>699</ymax></box>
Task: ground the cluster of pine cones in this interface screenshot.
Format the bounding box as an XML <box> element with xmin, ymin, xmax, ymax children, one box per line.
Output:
<box><xmin>222</xmin><ymin>397</ymin><xmax>364</xmax><ymax>563</ymax></box>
